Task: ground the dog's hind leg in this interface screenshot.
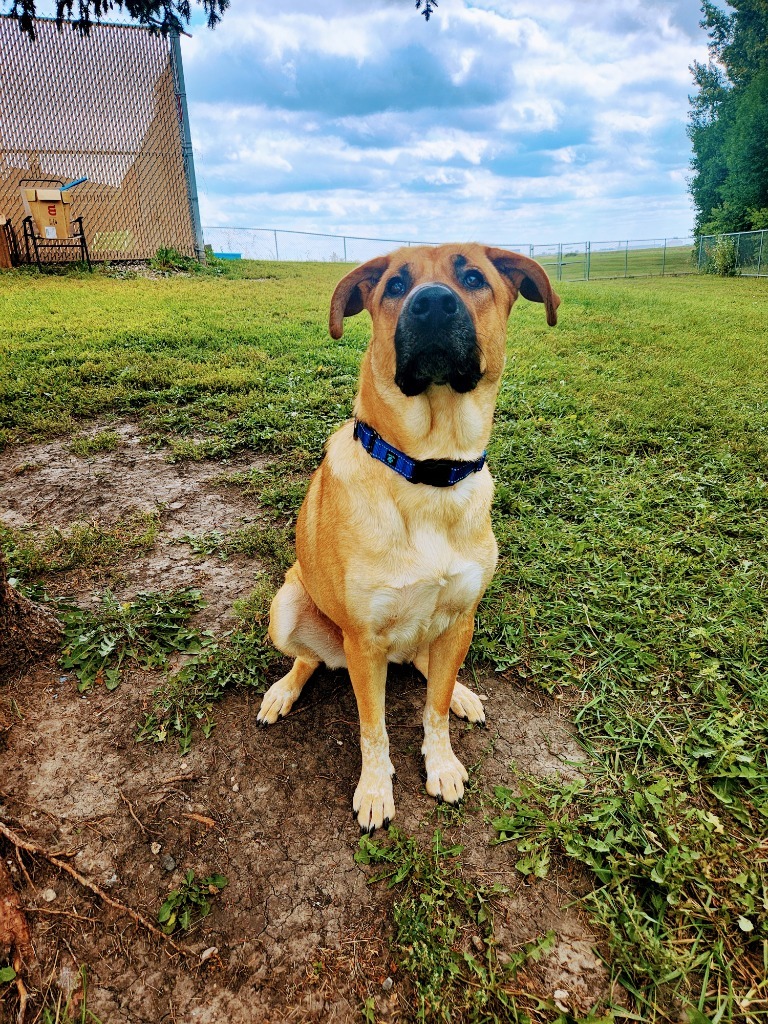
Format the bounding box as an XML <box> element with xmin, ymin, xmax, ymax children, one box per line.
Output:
<box><xmin>258</xmin><ymin>563</ymin><xmax>346</xmax><ymax>725</ymax></box>
<box><xmin>258</xmin><ymin>657</ymin><xmax>318</xmax><ymax>726</ymax></box>
<box><xmin>413</xmin><ymin>645</ymin><xmax>486</xmax><ymax>725</ymax></box>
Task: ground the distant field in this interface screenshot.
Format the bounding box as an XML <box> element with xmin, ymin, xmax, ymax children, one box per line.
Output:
<box><xmin>1</xmin><ymin>262</ymin><xmax>767</xmax><ymax>1021</ymax></box>
<box><xmin>536</xmin><ymin>243</ymin><xmax>696</xmax><ymax>281</ymax></box>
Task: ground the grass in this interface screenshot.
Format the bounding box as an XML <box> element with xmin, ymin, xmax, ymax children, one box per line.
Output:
<box><xmin>1</xmin><ymin>260</ymin><xmax>767</xmax><ymax>1021</ymax></box>
<box><xmin>355</xmin><ymin>828</ymin><xmax>557</xmax><ymax>1023</ymax></box>
<box><xmin>0</xmin><ymin>512</ymin><xmax>161</xmax><ymax>580</ymax></box>
<box><xmin>538</xmin><ymin>243</ymin><xmax>697</xmax><ymax>282</ymax></box>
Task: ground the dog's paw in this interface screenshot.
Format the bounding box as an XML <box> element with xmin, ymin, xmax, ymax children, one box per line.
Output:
<box><xmin>256</xmin><ymin>676</ymin><xmax>303</xmax><ymax>725</ymax></box>
<box><xmin>450</xmin><ymin>681</ymin><xmax>487</xmax><ymax>724</ymax></box>
<box><xmin>423</xmin><ymin>749</ymin><xmax>468</xmax><ymax>805</ymax></box>
<box><xmin>353</xmin><ymin>768</ymin><xmax>395</xmax><ymax>834</ymax></box>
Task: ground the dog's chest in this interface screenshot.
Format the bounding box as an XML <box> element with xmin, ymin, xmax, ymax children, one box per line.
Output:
<box><xmin>353</xmin><ymin>524</ymin><xmax>493</xmax><ymax>655</ymax></box>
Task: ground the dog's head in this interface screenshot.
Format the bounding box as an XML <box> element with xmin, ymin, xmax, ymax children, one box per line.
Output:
<box><xmin>329</xmin><ymin>243</ymin><xmax>560</xmax><ymax>397</ymax></box>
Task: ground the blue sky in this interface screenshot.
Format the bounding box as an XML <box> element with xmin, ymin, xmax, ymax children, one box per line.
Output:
<box><xmin>103</xmin><ymin>0</ymin><xmax>716</xmax><ymax>244</ymax></box>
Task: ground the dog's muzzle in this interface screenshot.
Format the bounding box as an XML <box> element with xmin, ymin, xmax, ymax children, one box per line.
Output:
<box><xmin>394</xmin><ymin>283</ymin><xmax>482</xmax><ymax>397</ymax></box>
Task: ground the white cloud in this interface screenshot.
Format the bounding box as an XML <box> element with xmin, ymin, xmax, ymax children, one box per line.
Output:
<box><xmin>181</xmin><ymin>0</ymin><xmax>709</xmax><ymax>244</ymax></box>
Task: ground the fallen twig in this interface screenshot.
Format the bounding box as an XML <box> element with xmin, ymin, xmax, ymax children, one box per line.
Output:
<box><xmin>0</xmin><ymin>819</ymin><xmax>195</xmax><ymax>958</ymax></box>
<box><xmin>181</xmin><ymin>812</ymin><xmax>216</xmax><ymax>829</ymax></box>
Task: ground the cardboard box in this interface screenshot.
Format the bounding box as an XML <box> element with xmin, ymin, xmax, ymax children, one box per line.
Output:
<box><xmin>21</xmin><ymin>186</ymin><xmax>73</xmax><ymax>240</ymax></box>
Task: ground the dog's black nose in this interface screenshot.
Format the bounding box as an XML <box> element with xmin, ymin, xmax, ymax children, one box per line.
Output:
<box><xmin>409</xmin><ymin>285</ymin><xmax>459</xmax><ymax>326</ymax></box>
<box><xmin>394</xmin><ymin>282</ymin><xmax>481</xmax><ymax>397</ymax></box>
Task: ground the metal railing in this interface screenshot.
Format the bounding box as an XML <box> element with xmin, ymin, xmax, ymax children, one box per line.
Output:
<box><xmin>203</xmin><ymin>226</ymin><xmax>703</xmax><ymax>279</ymax></box>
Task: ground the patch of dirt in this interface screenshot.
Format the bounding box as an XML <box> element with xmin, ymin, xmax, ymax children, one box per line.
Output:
<box><xmin>0</xmin><ymin>421</ymin><xmax>267</xmax><ymax>629</ymax></box>
<box><xmin>0</xmin><ymin>424</ymin><xmax>615</xmax><ymax>1022</ymax></box>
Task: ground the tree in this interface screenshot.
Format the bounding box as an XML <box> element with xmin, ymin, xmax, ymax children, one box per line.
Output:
<box><xmin>7</xmin><ymin>0</ymin><xmax>436</xmax><ymax>38</ymax></box>
<box><xmin>0</xmin><ymin>552</ymin><xmax>62</xmax><ymax>679</ymax></box>
<box><xmin>688</xmin><ymin>0</ymin><xmax>768</xmax><ymax>233</ymax></box>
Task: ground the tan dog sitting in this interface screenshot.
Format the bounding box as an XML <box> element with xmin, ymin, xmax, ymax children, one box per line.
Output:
<box><xmin>257</xmin><ymin>244</ymin><xmax>559</xmax><ymax>832</ymax></box>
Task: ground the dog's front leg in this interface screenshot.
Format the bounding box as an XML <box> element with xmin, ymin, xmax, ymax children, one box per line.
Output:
<box><xmin>344</xmin><ymin>634</ymin><xmax>395</xmax><ymax>834</ymax></box>
<box><xmin>422</xmin><ymin>614</ymin><xmax>474</xmax><ymax>805</ymax></box>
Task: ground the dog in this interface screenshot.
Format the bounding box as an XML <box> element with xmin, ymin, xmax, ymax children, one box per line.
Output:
<box><xmin>257</xmin><ymin>243</ymin><xmax>559</xmax><ymax>832</ymax></box>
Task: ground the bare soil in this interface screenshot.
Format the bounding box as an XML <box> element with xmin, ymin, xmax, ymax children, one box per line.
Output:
<box><xmin>0</xmin><ymin>422</ymin><xmax>613</xmax><ymax>1022</ymax></box>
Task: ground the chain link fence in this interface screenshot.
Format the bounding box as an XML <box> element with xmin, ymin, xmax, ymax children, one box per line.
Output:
<box><xmin>205</xmin><ymin>227</ymin><xmax>702</xmax><ymax>279</ymax></box>
<box><xmin>697</xmin><ymin>230</ymin><xmax>768</xmax><ymax>277</ymax></box>
<box><xmin>0</xmin><ymin>15</ymin><xmax>199</xmax><ymax>263</ymax></box>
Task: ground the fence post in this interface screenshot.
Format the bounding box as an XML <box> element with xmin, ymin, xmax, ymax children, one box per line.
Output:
<box><xmin>585</xmin><ymin>241</ymin><xmax>590</xmax><ymax>281</ymax></box>
<box><xmin>274</xmin><ymin>230</ymin><xmax>279</xmax><ymax>261</ymax></box>
<box><xmin>557</xmin><ymin>243</ymin><xmax>563</xmax><ymax>281</ymax></box>
<box><xmin>624</xmin><ymin>240</ymin><xmax>629</xmax><ymax>278</ymax></box>
<box><xmin>343</xmin><ymin>236</ymin><xmax>347</xmax><ymax>262</ymax></box>
<box><xmin>170</xmin><ymin>31</ymin><xmax>206</xmax><ymax>262</ymax></box>
<box><xmin>734</xmin><ymin>231</ymin><xmax>740</xmax><ymax>271</ymax></box>
<box><xmin>758</xmin><ymin>230</ymin><xmax>764</xmax><ymax>277</ymax></box>
<box><xmin>698</xmin><ymin>234</ymin><xmax>704</xmax><ymax>270</ymax></box>
<box><xmin>661</xmin><ymin>238</ymin><xmax>667</xmax><ymax>276</ymax></box>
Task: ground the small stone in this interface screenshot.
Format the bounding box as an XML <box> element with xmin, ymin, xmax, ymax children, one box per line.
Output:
<box><xmin>151</xmin><ymin>842</ymin><xmax>162</xmax><ymax>855</ymax></box>
<box><xmin>162</xmin><ymin>854</ymin><xmax>176</xmax><ymax>872</ymax></box>
<box><xmin>41</xmin><ymin>888</ymin><xmax>57</xmax><ymax>902</ymax></box>
<box><xmin>554</xmin><ymin>989</ymin><xmax>570</xmax><ymax>1011</ymax></box>
<box><xmin>382</xmin><ymin>977</ymin><xmax>393</xmax><ymax>992</ymax></box>
<box><xmin>471</xmin><ymin>935</ymin><xmax>484</xmax><ymax>953</ymax></box>
<box><xmin>200</xmin><ymin>946</ymin><xmax>218</xmax><ymax>963</ymax></box>
<box><xmin>103</xmin><ymin>872</ymin><xmax>118</xmax><ymax>888</ymax></box>
<box><xmin>168</xmin><ymin>501</ymin><xmax>186</xmax><ymax>510</ymax></box>
<box><xmin>232</xmin><ymin>783</ymin><xmax>239</xmax><ymax>793</ymax></box>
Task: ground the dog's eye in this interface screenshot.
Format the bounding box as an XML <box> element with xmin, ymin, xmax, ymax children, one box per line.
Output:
<box><xmin>463</xmin><ymin>269</ymin><xmax>485</xmax><ymax>290</ymax></box>
<box><xmin>385</xmin><ymin>277</ymin><xmax>406</xmax><ymax>298</ymax></box>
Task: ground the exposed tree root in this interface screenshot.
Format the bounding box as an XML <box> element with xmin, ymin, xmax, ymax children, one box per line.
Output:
<box><xmin>0</xmin><ymin>855</ymin><xmax>33</xmax><ymax>1023</ymax></box>
<box><xmin>0</xmin><ymin>554</ymin><xmax>62</xmax><ymax>680</ymax></box>
<box><xmin>0</xmin><ymin>819</ymin><xmax>196</xmax><ymax>960</ymax></box>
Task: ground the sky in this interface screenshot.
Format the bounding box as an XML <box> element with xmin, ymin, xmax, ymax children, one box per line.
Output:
<box><xmin>179</xmin><ymin>0</ymin><xmax>710</xmax><ymax>246</ymax></box>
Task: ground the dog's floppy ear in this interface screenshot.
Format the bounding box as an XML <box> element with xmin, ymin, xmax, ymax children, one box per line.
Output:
<box><xmin>329</xmin><ymin>256</ymin><xmax>390</xmax><ymax>339</ymax></box>
<box><xmin>486</xmin><ymin>247</ymin><xmax>560</xmax><ymax>327</ymax></box>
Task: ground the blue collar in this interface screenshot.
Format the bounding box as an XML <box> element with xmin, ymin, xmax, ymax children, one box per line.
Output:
<box><xmin>353</xmin><ymin>419</ymin><xmax>486</xmax><ymax>487</ymax></box>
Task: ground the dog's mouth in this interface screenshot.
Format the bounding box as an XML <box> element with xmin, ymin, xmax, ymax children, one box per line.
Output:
<box><xmin>394</xmin><ymin>283</ymin><xmax>482</xmax><ymax>397</ymax></box>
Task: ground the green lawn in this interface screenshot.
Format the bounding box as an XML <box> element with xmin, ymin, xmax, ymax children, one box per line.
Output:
<box><xmin>1</xmin><ymin>262</ymin><xmax>767</xmax><ymax>1022</ymax></box>
<box><xmin>534</xmin><ymin>243</ymin><xmax>696</xmax><ymax>281</ymax></box>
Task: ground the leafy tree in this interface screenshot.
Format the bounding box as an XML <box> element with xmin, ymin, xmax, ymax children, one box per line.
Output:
<box><xmin>6</xmin><ymin>0</ymin><xmax>436</xmax><ymax>38</ymax></box>
<box><xmin>688</xmin><ymin>0</ymin><xmax>768</xmax><ymax>233</ymax></box>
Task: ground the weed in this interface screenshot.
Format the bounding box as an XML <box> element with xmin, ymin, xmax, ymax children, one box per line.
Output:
<box><xmin>69</xmin><ymin>429</ymin><xmax>121</xmax><ymax>456</ymax></box>
<box><xmin>136</xmin><ymin>625</ymin><xmax>277</xmax><ymax>753</ymax></box>
<box><xmin>490</xmin><ymin>768</ymin><xmax>768</xmax><ymax>1017</ymax></box>
<box><xmin>231</xmin><ymin>576</ymin><xmax>274</xmax><ymax>625</ymax></box>
<box><xmin>707</xmin><ymin>235</ymin><xmax>739</xmax><ymax>276</ymax></box>
<box><xmin>176</xmin><ymin>529</ymin><xmax>227</xmax><ymax>557</ymax></box>
<box><xmin>61</xmin><ymin>589</ymin><xmax>206</xmax><ymax>691</ymax></box>
<box><xmin>157</xmin><ymin>869</ymin><xmax>228</xmax><ymax>933</ymax></box>
<box><xmin>356</xmin><ymin>827</ymin><xmax>555</xmax><ymax>1022</ymax></box>
<box><xmin>38</xmin><ymin>965</ymin><xmax>102</xmax><ymax>1024</ymax></box>
<box><xmin>150</xmin><ymin>246</ymin><xmax>201</xmax><ymax>274</ymax></box>
<box><xmin>0</xmin><ymin>513</ymin><xmax>160</xmax><ymax>581</ymax></box>
<box><xmin>176</xmin><ymin>522</ymin><xmax>294</xmax><ymax>580</ymax></box>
